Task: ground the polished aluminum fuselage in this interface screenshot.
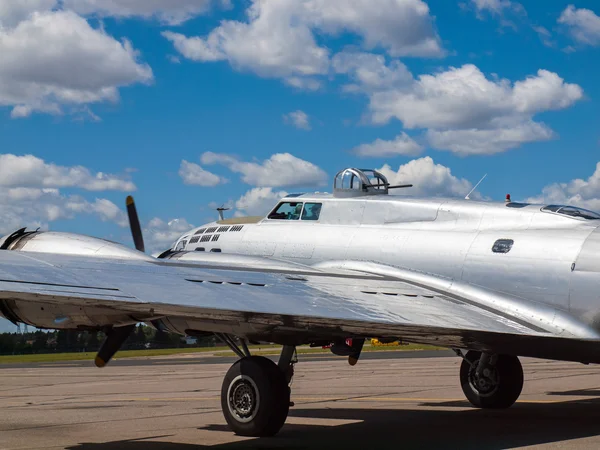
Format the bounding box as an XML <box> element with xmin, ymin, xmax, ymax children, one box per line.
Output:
<box><xmin>179</xmin><ymin>195</ymin><xmax>600</xmax><ymax>331</ymax></box>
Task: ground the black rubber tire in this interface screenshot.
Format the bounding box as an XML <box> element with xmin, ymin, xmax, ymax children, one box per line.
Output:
<box><xmin>221</xmin><ymin>356</ymin><xmax>290</xmax><ymax>437</ymax></box>
<box><xmin>460</xmin><ymin>351</ymin><xmax>523</xmax><ymax>409</ymax></box>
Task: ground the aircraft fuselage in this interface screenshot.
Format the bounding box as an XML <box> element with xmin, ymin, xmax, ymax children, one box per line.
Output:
<box><xmin>173</xmin><ymin>194</ymin><xmax>600</xmax><ymax>331</ymax></box>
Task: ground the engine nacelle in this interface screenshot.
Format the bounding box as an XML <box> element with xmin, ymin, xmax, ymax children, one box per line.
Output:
<box><xmin>0</xmin><ymin>298</ymin><xmax>140</xmax><ymax>330</ymax></box>
<box><xmin>0</xmin><ymin>229</ymin><xmax>152</xmax><ymax>328</ymax></box>
<box><xmin>0</xmin><ymin>229</ymin><xmax>151</xmax><ymax>260</ymax></box>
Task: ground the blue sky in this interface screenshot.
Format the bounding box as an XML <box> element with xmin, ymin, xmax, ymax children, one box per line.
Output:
<box><xmin>0</xmin><ymin>0</ymin><xmax>599</xmax><ymax>331</ymax></box>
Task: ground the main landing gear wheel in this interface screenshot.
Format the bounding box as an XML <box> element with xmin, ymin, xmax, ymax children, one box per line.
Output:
<box><xmin>460</xmin><ymin>351</ymin><xmax>523</xmax><ymax>409</ymax></box>
<box><xmin>221</xmin><ymin>356</ymin><xmax>290</xmax><ymax>437</ymax></box>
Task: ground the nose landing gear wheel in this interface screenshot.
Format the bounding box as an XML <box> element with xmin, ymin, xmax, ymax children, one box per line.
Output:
<box><xmin>221</xmin><ymin>356</ymin><xmax>290</xmax><ymax>437</ymax></box>
<box><xmin>460</xmin><ymin>351</ymin><xmax>523</xmax><ymax>409</ymax></box>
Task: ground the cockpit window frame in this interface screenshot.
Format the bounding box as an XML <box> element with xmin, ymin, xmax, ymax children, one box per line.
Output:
<box><xmin>267</xmin><ymin>201</ymin><xmax>305</xmax><ymax>221</ymax></box>
<box><xmin>174</xmin><ymin>239</ymin><xmax>188</xmax><ymax>251</ymax></box>
<box><xmin>541</xmin><ymin>205</ymin><xmax>600</xmax><ymax>220</ymax></box>
<box><xmin>301</xmin><ymin>202</ymin><xmax>322</xmax><ymax>221</ymax></box>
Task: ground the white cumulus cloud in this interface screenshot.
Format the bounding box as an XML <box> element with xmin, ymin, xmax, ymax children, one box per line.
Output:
<box><xmin>0</xmin><ymin>155</ymin><xmax>135</xmax><ymax>234</ymax></box>
<box><xmin>526</xmin><ymin>162</ymin><xmax>600</xmax><ymax>212</ymax></box>
<box><xmin>352</xmin><ymin>132</ymin><xmax>423</xmax><ymax>157</ymax></box>
<box><xmin>179</xmin><ymin>160</ymin><xmax>228</xmax><ymax>186</ymax></box>
<box><xmin>0</xmin><ymin>0</ymin><xmax>55</xmax><ymax>27</ymax></box>
<box><xmin>0</xmin><ymin>154</ymin><xmax>136</xmax><ymax>191</ymax></box>
<box><xmin>200</xmin><ymin>152</ymin><xmax>328</xmax><ymax>187</ymax></box>
<box><xmin>63</xmin><ymin>0</ymin><xmax>227</xmax><ymax>25</ymax></box>
<box><xmin>377</xmin><ymin>157</ymin><xmax>478</xmax><ymax>198</ymax></box>
<box><xmin>163</xmin><ymin>0</ymin><xmax>443</xmax><ymax>87</ymax></box>
<box><xmin>425</xmin><ymin>121</ymin><xmax>554</xmax><ymax>156</ymax></box>
<box><xmin>470</xmin><ymin>0</ymin><xmax>524</xmax><ymax>17</ymax></box>
<box><xmin>143</xmin><ymin>217</ymin><xmax>194</xmax><ymax>252</ymax></box>
<box><xmin>332</xmin><ymin>50</ymin><xmax>413</xmax><ymax>93</ymax></box>
<box><xmin>235</xmin><ymin>187</ymin><xmax>288</xmax><ymax>217</ymax></box>
<box><xmin>558</xmin><ymin>5</ymin><xmax>600</xmax><ymax>47</ymax></box>
<box><xmin>283</xmin><ymin>110</ymin><xmax>311</xmax><ymax>130</ymax></box>
<box><xmin>0</xmin><ymin>9</ymin><xmax>153</xmax><ymax>118</ymax></box>
<box><xmin>368</xmin><ymin>64</ymin><xmax>583</xmax><ymax>155</ymax></box>
<box><xmin>0</xmin><ymin>188</ymin><xmax>128</xmax><ymax>234</ymax></box>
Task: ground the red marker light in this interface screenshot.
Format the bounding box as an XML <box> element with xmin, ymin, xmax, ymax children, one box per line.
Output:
<box><xmin>506</xmin><ymin>194</ymin><xmax>511</xmax><ymax>202</ymax></box>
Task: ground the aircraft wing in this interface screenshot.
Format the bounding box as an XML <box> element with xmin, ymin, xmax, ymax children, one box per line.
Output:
<box><xmin>1</xmin><ymin>250</ymin><xmax>599</xmax><ymax>363</ymax></box>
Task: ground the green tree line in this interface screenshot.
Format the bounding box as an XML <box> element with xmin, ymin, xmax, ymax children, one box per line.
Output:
<box><xmin>0</xmin><ymin>324</ymin><xmax>215</xmax><ymax>355</ymax></box>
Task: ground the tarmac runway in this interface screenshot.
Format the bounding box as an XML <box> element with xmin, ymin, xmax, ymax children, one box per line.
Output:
<box><xmin>2</xmin><ymin>351</ymin><xmax>600</xmax><ymax>449</ymax></box>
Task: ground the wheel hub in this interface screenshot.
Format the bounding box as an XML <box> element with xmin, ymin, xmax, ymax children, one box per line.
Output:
<box><xmin>227</xmin><ymin>375</ymin><xmax>260</xmax><ymax>423</ymax></box>
<box><xmin>469</xmin><ymin>360</ymin><xmax>499</xmax><ymax>397</ymax></box>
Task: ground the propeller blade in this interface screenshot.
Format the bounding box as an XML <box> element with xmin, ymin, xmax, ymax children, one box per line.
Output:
<box><xmin>126</xmin><ymin>195</ymin><xmax>145</xmax><ymax>253</ymax></box>
<box><xmin>95</xmin><ymin>324</ymin><xmax>135</xmax><ymax>367</ymax></box>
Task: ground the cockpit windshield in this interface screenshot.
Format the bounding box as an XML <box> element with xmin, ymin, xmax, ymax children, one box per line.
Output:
<box><xmin>268</xmin><ymin>202</ymin><xmax>303</xmax><ymax>220</ymax></box>
<box><xmin>541</xmin><ymin>205</ymin><xmax>600</xmax><ymax>220</ymax></box>
<box><xmin>268</xmin><ymin>201</ymin><xmax>323</xmax><ymax>221</ymax></box>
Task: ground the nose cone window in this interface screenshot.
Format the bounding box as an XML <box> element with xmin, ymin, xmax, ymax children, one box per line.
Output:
<box><xmin>268</xmin><ymin>202</ymin><xmax>304</xmax><ymax>220</ymax></box>
<box><xmin>301</xmin><ymin>203</ymin><xmax>322</xmax><ymax>221</ymax></box>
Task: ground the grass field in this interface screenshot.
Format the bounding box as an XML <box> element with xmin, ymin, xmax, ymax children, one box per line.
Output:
<box><xmin>0</xmin><ymin>343</ymin><xmax>444</xmax><ymax>364</ymax></box>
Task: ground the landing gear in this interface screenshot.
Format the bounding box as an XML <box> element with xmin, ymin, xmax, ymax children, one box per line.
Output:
<box><xmin>459</xmin><ymin>350</ymin><xmax>523</xmax><ymax>409</ymax></box>
<box><xmin>217</xmin><ymin>335</ymin><xmax>295</xmax><ymax>437</ymax></box>
<box><xmin>221</xmin><ymin>356</ymin><xmax>290</xmax><ymax>436</ymax></box>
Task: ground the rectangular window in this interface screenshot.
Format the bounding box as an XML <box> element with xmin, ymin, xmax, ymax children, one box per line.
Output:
<box><xmin>301</xmin><ymin>203</ymin><xmax>322</xmax><ymax>221</ymax></box>
<box><xmin>268</xmin><ymin>202</ymin><xmax>304</xmax><ymax>220</ymax></box>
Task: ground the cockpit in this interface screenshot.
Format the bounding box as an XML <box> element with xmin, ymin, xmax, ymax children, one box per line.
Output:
<box><xmin>541</xmin><ymin>205</ymin><xmax>600</xmax><ymax>220</ymax></box>
<box><xmin>268</xmin><ymin>201</ymin><xmax>322</xmax><ymax>221</ymax></box>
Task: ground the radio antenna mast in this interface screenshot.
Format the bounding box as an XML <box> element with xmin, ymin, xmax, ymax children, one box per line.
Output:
<box><xmin>465</xmin><ymin>174</ymin><xmax>487</xmax><ymax>200</ymax></box>
<box><xmin>216</xmin><ymin>204</ymin><xmax>231</xmax><ymax>221</ymax></box>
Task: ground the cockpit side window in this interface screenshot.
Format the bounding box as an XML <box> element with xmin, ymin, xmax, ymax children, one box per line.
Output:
<box><xmin>541</xmin><ymin>205</ymin><xmax>600</xmax><ymax>220</ymax></box>
<box><xmin>301</xmin><ymin>203</ymin><xmax>322</xmax><ymax>221</ymax></box>
<box><xmin>175</xmin><ymin>239</ymin><xmax>187</xmax><ymax>251</ymax></box>
<box><xmin>268</xmin><ymin>202</ymin><xmax>304</xmax><ymax>220</ymax></box>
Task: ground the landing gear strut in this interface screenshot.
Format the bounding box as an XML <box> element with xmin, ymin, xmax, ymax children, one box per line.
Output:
<box><xmin>458</xmin><ymin>350</ymin><xmax>523</xmax><ymax>409</ymax></box>
<box><xmin>218</xmin><ymin>336</ymin><xmax>295</xmax><ymax>437</ymax></box>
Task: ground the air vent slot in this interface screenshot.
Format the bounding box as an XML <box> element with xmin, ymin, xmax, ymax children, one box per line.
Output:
<box><xmin>186</xmin><ymin>279</ymin><xmax>266</xmax><ymax>287</ymax></box>
<box><xmin>359</xmin><ymin>290</ymin><xmax>431</xmax><ymax>298</ymax></box>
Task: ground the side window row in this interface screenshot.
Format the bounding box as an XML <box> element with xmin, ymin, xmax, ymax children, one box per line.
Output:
<box><xmin>268</xmin><ymin>202</ymin><xmax>322</xmax><ymax>221</ymax></box>
<box><xmin>195</xmin><ymin>247</ymin><xmax>221</xmax><ymax>252</ymax></box>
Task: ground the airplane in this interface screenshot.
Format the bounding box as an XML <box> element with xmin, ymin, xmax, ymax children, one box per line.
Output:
<box><xmin>2</xmin><ymin>167</ymin><xmax>600</xmax><ymax>437</ymax></box>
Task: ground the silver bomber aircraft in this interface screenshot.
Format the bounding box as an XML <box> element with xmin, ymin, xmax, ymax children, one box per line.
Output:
<box><xmin>3</xmin><ymin>167</ymin><xmax>600</xmax><ymax>437</ymax></box>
